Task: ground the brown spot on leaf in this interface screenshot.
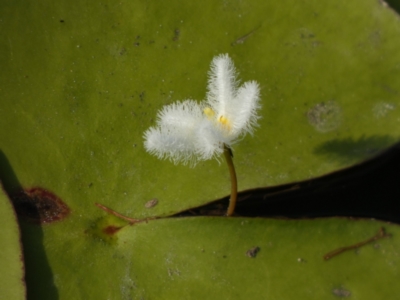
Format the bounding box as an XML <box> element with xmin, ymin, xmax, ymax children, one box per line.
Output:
<box><xmin>246</xmin><ymin>246</ymin><xmax>260</xmax><ymax>258</ymax></box>
<box><xmin>145</xmin><ymin>198</ymin><xmax>158</xmax><ymax>208</ymax></box>
<box><xmin>103</xmin><ymin>225</ymin><xmax>122</xmax><ymax>235</ymax></box>
<box><xmin>10</xmin><ymin>187</ymin><xmax>70</xmax><ymax>224</ymax></box>
<box><xmin>173</xmin><ymin>29</ymin><xmax>180</xmax><ymax>41</ymax></box>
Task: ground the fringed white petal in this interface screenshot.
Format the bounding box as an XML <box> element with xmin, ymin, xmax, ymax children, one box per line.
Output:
<box><xmin>206</xmin><ymin>54</ymin><xmax>238</xmax><ymax>117</ymax></box>
<box><xmin>230</xmin><ymin>80</ymin><xmax>261</xmax><ymax>137</ymax></box>
<box><xmin>158</xmin><ymin>100</ymin><xmax>204</xmax><ymax>129</ymax></box>
<box><xmin>143</xmin><ymin>101</ymin><xmax>221</xmax><ymax>166</ymax></box>
<box><xmin>144</xmin><ymin>126</ymin><xmax>198</xmax><ymax>166</ymax></box>
<box><xmin>206</xmin><ymin>54</ymin><xmax>261</xmax><ymax>141</ymax></box>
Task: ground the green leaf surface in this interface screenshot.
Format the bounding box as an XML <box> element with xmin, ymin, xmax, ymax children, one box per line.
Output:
<box><xmin>1</xmin><ymin>0</ymin><xmax>400</xmax><ymax>217</ymax></box>
<box><xmin>35</xmin><ymin>217</ymin><xmax>400</xmax><ymax>299</ymax></box>
<box><xmin>0</xmin><ymin>188</ymin><xmax>25</xmax><ymax>299</ymax></box>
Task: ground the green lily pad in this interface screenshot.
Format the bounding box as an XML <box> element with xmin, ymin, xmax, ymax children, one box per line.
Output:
<box><xmin>122</xmin><ymin>218</ymin><xmax>398</xmax><ymax>299</ymax></box>
<box><xmin>1</xmin><ymin>0</ymin><xmax>400</xmax><ymax>298</ymax></box>
<box><xmin>34</xmin><ymin>217</ymin><xmax>400</xmax><ymax>299</ymax></box>
<box><xmin>1</xmin><ymin>0</ymin><xmax>400</xmax><ymax>217</ymax></box>
<box><xmin>0</xmin><ymin>188</ymin><xmax>25</xmax><ymax>299</ymax></box>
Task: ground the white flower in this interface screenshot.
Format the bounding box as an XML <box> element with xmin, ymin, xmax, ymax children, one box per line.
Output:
<box><xmin>143</xmin><ymin>54</ymin><xmax>261</xmax><ymax>166</ymax></box>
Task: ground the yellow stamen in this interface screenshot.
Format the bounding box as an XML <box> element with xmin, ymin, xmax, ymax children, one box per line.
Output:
<box><xmin>203</xmin><ymin>107</ymin><xmax>231</xmax><ymax>131</ymax></box>
<box><xmin>203</xmin><ymin>107</ymin><xmax>215</xmax><ymax>118</ymax></box>
<box><xmin>218</xmin><ymin>115</ymin><xmax>231</xmax><ymax>131</ymax></box>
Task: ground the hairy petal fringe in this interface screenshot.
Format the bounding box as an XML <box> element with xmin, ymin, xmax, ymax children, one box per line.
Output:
<box><xmin>231</xmin><ymin>80</ymin><xmax>261</xmax><ymax>137</ymax></box>
<box><xmin>158</xmin><ymin>100</ymin><xmax>204</xmax><ymax>129</ymax></box>
<box><xmin>207</xmin><ymin>54</ymin><xmax>238</xmax><ymax>118</ymax></box>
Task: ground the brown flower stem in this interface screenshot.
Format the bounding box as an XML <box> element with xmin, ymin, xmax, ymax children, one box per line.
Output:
<box><xmin>223</xmin><ymin>144</ymin><xmax>238</xmax><ymax>216</ymax></box>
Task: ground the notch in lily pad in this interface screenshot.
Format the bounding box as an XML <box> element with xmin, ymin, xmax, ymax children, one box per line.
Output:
<box><xmin>86</xmin><ymin>214</ymin><xmax>129</xmax><ymax>244</ymax></box>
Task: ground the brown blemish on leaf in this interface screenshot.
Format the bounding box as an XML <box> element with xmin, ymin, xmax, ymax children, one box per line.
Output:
<box><xmin>103</xmin><ymin>225</ymin><xmax>122</xmax><ymax>235</ymax></box>
<box><xmin>145</xmin><ymin>198</ymin><xmax>158</xmax><ymax>208</ymax></box>
<box><xmin>246</xmin><ymin>246</ymin><xmax>260</xmax><ymax>258</ymax></box>
<box><xmin>85</xmin><ymin>215</ymin><xmax>129</xmax><ymax>245</ymax></box>
<box><xmin>10</xmin><ymin>187</ymin><xmax>70</xmax><ymax>224</ymax></box>
<box><xmin>172</xmin><ymin>29</ymin><xmax>180</xmax><ymax>41</ymax></box>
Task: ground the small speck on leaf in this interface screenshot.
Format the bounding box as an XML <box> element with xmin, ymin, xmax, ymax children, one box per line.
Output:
<box><xmin>246</xmin><ymin>246</ymin><xmax>260</xmax><ymax>258</ymax></box>
<box><xmin>173</xmin><ymin>29</ymin><xmax>180</xmax><ymax>41</ymax></box>
<box><xmin>145</xmin><ymin>198</ymin><xmax>158</xmax><ymax>208</ymax></box>
<box><xmin>297</xmin><ymin>257</ymin><xmax>306</xmax><ymax>263</ymax></box>
<box><xmin>332</xmin><ymin>287</ymin><xmax>351</xmax><ymax>297</ymax></box>
<box><xmin>119</xmin><ymin>48</ymin><xmax>126</xmax><ymax>55</ymax></box>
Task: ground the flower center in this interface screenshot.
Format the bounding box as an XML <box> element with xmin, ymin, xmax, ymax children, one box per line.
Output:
<box><xmin>203</xmin><ymin>107</ymin><xmax>231</xmax><ymax>131</ymax></box>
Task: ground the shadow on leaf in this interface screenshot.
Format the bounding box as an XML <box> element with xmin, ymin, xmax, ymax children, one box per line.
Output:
<box><xmin>313</xmin><ymin>135</ymin><xmax>397</xmax><ymax>165</ymax></box>
<box><xmin>0</xmin><ymin>150</ymin><xmax>59</xmax><ymax>300</ymax></box>
<box><xmin>385</xmin><ymin>0</ymin><xmax>400</xmax><ymax>14</ymax></box>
